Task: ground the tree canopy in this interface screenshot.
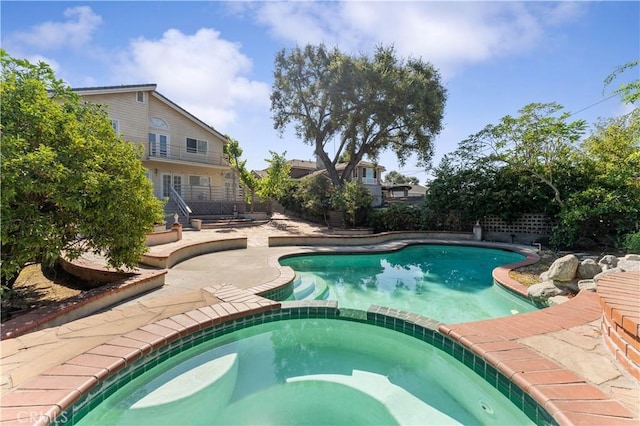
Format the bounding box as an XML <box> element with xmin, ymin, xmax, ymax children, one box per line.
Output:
<box><xmin>460</xmin><ymin>102</ymin><xmax>587</xmax><ymax>207</ymax></box>
<box><xmin>224</xmin><ymin>136</ymin><xmax>258</xmax><ymax>205</ymax></box>
<box><xmin>257</xmin><ymin>151</ymin><xmax>292</xmax><ymax>201</ymax></box>
<box><xmin>604</xmin><ymin>60</ymin><xmax>639</xmax><ymax>105</ymax></box>
<box><xmin>1</xmin><ymin>51</ymin><xmax>164</xmax><ymax>289</ymax></box>
<box><xmin>384</xmin><ymin>171</ymin><xmax>419</xmax><ymax>185</ymax></box>
<box><xmin>271</xmin><ymin>44</ymin><xmax>446</xmax><ymax>187</ymax></box>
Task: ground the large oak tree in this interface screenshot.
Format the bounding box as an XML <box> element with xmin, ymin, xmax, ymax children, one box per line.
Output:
<box><xmin>271</xmin><ymin>44</ymin><xmax>446</xmax><ymax>187</ymax></box>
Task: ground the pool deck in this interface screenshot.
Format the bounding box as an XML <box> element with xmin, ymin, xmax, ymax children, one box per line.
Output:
<box><xmin>1</xmin><ymin>219</ymin><xmax>638</xmax><ymax>425</ymax></box>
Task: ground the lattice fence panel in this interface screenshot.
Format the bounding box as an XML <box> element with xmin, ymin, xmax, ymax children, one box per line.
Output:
<box><xmin>480</xmin><ymin>214</ymin><xmax>554</xmax><ymax>235</ymax></box>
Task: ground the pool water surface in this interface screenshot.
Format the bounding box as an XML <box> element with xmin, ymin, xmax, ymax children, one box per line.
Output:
<box><xmin>74</xmin><ymin>319</ymin><xmax>534</xmax><ymax>425</ymax></box>
<box><xmin>279</xmin><ymin>245</ymin><xmax>536</xmax><ymax>324</ymax></box>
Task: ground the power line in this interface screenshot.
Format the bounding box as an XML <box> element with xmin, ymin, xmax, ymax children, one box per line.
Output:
<box><xmin>393</xmin><ymin>92</ymin><xmax>626</xmax><ymax>177</ymax></box>
<box><xmin>567</xmin><ymin>93</ymin><xmax>621</xmax><ymax>118</ymax></box>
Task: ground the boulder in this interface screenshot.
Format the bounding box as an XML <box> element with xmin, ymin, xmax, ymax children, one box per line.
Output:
<box><xmin>625</xmin><ymin>254</ymin><xmax>640</xmax><ymax>262</ymax></box>
<box><xmin>577</xmin><ymin>259</ymin><xmax>602</xmax><ymax>279</ymax></box>
<box><xmin>554</xmin><ymin>280</ymin><xmax>579</xmax><ymax>292</ymax></box>
<box><xmin>546</xmin><ymin>254</ymin><xmax>580</xmax><ymax>281</ymax></box>
<box><xmin>547</xmin><ymin>295</ymin><xmax>570</xmax><ymax>306</ymax></box>
<box><xmin>618</xmin><ymin>258</ymin><xmax>640</xmax><ymax>271</ymax></box>
<box><xmin>527</xmin><ymin>280</ymin><xmax>565</xmax><ymax>304</ymax></box>
<box><xmin>593</xmin><ymin>267</ymin><xmax>625</xmax><ymax>282</ymax></box>
<box><xmin>578</xmin><ymin>279</ymin><xmax>597</xmax><ymax>292</ymax></box>
<box><xmin>598</xmin><ymin>255</ymin><xmax>618</xmax><ymax>270</ymax></box>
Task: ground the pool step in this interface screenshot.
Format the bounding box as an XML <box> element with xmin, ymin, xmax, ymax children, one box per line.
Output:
<box><xmin>125</xmin><ymin>353</ymin><xmax>239</xmax><ymax>423</ymax></box>
<box><xmin>288</xmin><ymin>370</ymin><xmax>461</xmax><ymax>425</ymax></box>
<box><xmin>293</xmin><ymin>273</ymin><xmax>330</xmax><ymax>301</ymax></box>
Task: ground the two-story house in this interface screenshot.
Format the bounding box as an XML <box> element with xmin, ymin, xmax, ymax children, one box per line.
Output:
<box><xmin>73</xmin><ymin>84</ymin><xmax>240</xmax><ymax>222</ymax></box>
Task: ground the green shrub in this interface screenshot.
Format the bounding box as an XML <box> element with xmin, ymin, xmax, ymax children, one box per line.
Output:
<box><xmin>623</xmin><ymin>232</ymin><xmax>640</xmax><ymax>254</ymax></box>
<box><xmin>331</xmin><ymin>181</ymin><xmax>373</xmax><ymax>228</ymax></box>
<box><xmin>369</xmin><ymin>204</ymin><xmax>422</xmax><ymax>232</ymax></box>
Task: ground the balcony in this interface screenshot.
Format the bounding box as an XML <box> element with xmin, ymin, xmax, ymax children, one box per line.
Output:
<box><xmin>172</xmin><ymin>185</ymin><xmax>244</xmax><ymax>202</ymax></box>
<box><xmin>144</xmin><ymin>142</ymin><xmax>229</xmax><ymax>167</ymax></box>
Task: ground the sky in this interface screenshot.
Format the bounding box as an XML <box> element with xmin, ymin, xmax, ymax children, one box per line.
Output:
<box><xmin>2</xmin><ymin>1</ymin><xmax>638</xmax><ymax>184</ymax></box>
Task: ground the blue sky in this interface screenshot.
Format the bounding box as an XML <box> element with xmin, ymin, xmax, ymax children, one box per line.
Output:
<box><xmin>2</xmin><ymin>1</ymin><xmax>638</xmax><ymax>183</ymax></box>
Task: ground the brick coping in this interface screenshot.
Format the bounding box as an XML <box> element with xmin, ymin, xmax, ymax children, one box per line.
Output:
<box><xmin>597</xmin><ymin>271</ymin><xmax>640</xmax><ymax>380</ymax></box>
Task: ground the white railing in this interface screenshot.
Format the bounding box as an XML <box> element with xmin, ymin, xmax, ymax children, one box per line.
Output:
<box><xmin>170</xmin><ymin>185</ymin><xmax>192</xmax><ymax>219</ymax></box>
<box><xmin>147</xmin><ymin>142</ymin><xmax>229</xmax><ymax>166</ymax></box>
<box><xmin>176</xmin><ymin>185</ymin><xmax>245</xmax><ymax>202</ymax></box>
<box><xmin>361</xmin><ymin>177</ymin><xmax>379</xmax><ymax>185</ymax></box>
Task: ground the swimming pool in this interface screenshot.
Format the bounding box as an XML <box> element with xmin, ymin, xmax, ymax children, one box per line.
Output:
<box><xmin>279</xmin><ymin>245</ymin><xmax>536</xmax><ymax>323</ymax></box>
<box><xmin>73</xmin><ymin>318</ymin><xmax>535</xmax><ymax>425</ymax></box>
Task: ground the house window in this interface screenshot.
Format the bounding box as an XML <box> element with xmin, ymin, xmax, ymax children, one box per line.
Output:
<box><xmin>189</xmin><ymin>175</ymin><xmax>210</xmax><ymax>186</ymax></box>
<box><xmin>186</xmin><ymin>138</ymin><xmax>207</xmax><ymax>154</ymax></box>
<box><xmin>111</xmin><ymin>119</ymin><xmax>119</xmax><ymax>135</ymax></box>
<box><xmin>149</xmin><ymin>117</ymin><xmax>169</xmax><ymax>130</ymax></box>
<box><xmin>353</xmin><ymin>169</ymin><xmax>358</xmax><ymax>178</ymax></box>
<box><xmin>149</xmin><ymin>133</ymin><xmax>168</xmax><ymax>157</ymax></box>
<box><xmin>136</xmin><ymin>91</ymin><xmax>144</xmax><ymax>103</ymax></box>
<box><xmin>362</xmin><ymin>168</ymin><xmax>367</xmax><ymax>178</ymax></box>
<box><xmin>373</xmin><ymin>169</ymin><xmax>377</xmax><ymax>179</ymax></box>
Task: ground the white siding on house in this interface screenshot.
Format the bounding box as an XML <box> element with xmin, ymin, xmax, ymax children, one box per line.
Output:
<box><xmin>81</xmin><ymin>92</ymin><xmax>149</xmax><ymax>146</ymax></box>
<box><xmin>148</xmin><ymin>97</ymin><xmax>226</xmax><ymax>164</ymax></box>
<box><xmin>76</xmin><ymin>86</ymin><xmax>234</xmax><ymax>202</ymax></box>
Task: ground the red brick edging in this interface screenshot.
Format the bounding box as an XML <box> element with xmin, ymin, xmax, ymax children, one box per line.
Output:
<box><xmin>597</xmin><ymin>271</ymin><xmax>640</xmax><ymax>380</ymax></box>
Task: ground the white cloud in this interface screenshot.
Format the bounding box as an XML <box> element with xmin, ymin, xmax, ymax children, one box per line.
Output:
<box><xmin>246</xmin><ymin>2</ymin><xmax>584</xmax><ymax>76</ymax></box>
<box><xmin>116</xmin><ymin>28</ymin><xmax>270</xmax><ymax>128</ymax></box>
<box><xmin>11</xmin><ymin>6</ymin><xmax>102</xmax><ymax>50</ymax></box>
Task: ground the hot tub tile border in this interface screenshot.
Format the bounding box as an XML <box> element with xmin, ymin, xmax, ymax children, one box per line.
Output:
<box><xmin>14</xmin><ymin>297</ymin><xmax>627</xmax><ymax>426</ymax></box>
<box><xmin>52</xmin><ymin>301</ymin><xmax>558</xmax><ymax>426</ymax></box>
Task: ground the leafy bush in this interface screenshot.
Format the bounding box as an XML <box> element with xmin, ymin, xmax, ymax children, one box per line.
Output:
<box><xmin>369</xmin><ymin>204</ymin><xmax>422</xmax><ymax>232</ymax></box>
<box><xmin>331</xmin><ymin>181</ymin><xmax>373</xmax><ymax>228</ymax></box>
<box><xmin>297</xmin><ymin>174</ymin><xmax>333</xmax><ymax>223</ymax></box>
<box><xmin>275</xmin><ymin>181</ymin><xmax>302</xmax><ymax>215</ymax></box>
<box><xmin>623</xmin><ymin>232</ymin><xmax>640</xmax><ymax>254</ymax></box>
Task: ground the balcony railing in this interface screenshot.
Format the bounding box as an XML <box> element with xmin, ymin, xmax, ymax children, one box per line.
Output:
<box><xmin>361</xmin><ymin>177</ymin><xmax>379</xmax><ymax>185</ymax></box>
<box><xmin>173</xmin><ymin>185</ymin><xmax>244</xmax><ymax>202</ymax></box>
<box><xmin>145</xmin><ymin>142</ymin><xmax>229</xmax><ymax>167</ymax></box>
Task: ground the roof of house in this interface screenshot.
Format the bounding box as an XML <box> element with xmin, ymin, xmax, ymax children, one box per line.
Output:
<box><xmin>72</xmin><ymin>84</ymin><xmax>227</xmax><ymax>141</ymax></box>
<box><xmin>287</xmin><ymin>159</ymin><xmax>317</xmax><ymax>170</ymax></box>
<box><xmin>336</xmin><ymin>161</ymin><xmax>386</xmax><ymax>171</ymax></box>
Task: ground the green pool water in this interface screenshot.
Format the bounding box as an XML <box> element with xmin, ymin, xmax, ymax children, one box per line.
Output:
<box><xmin>75</xmin><ymin>319</ymin><xmax>534</xmax><ymax>425</ymax></box>
<box><xmin>279</xmin><ymin>245</ymin><xmax>537</xmax><ymax>323</ymax></box>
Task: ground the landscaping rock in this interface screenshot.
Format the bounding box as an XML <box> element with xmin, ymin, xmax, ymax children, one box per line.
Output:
<box><xmin>554</xmin><ymin>280</ymin><xmax>580</xmax><ymax>292</ymax></box>
<box><xmin>618</xmin><ymin>254</ymin><xmax>640</xmax><ymax>271</ymax></box>
<box><xmin>528</xmin><ymin>280</ymin><xmax>565</xmax><ymax>303</ymax></box>
<box><xmin>546</xmin><ymin>254</ymin><xmax>580</xmax><ymax>281</ymax></box>
<box><xmin>577</xmin><ymin>259</ymin><xmax>602</xmax><ymax>279</ymax></box>
<box><xmin>593</xmin><ymin>267</ymin><xmax>625</xmax><ymax>282</ymax></box>
<box><xmin>578</xmin><ymin>279</ymin><xmax>597</xmax><ymax>292</ymax></box>
<box><xmin>598</xmin><ymin>255</ymin><xmax>618</xmax><ymax>270</ymax></box>
<box><xmin>547</xmin><ymin>295</ymin><xmax>570</xmax><ymax>306</ymax></box>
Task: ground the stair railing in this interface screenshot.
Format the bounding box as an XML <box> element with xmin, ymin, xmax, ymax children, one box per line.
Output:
<box><xmin>169</xmin><ymin>185</ymin><xmax>192</xmax><ymax>222</ymax></box>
